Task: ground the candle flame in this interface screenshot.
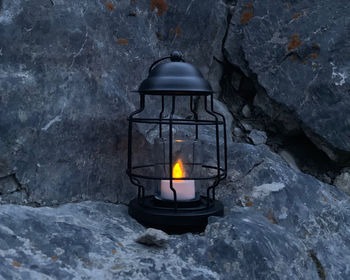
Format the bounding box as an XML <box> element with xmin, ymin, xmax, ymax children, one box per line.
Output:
<box><xmin>173</xmin><ymin>159</ymin><xmax>185</xmax><ymax>179</ymax></box>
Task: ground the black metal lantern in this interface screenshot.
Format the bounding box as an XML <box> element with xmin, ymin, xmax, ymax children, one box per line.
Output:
<box><xmin>127</xmin><ymin>51</ymin><xmax>227</xmax><ymax>233</ymax></box>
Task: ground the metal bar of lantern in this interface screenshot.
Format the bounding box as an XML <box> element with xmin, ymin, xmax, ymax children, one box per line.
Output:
<box><xmin>210</xmin><ymin>95</ymin><xmax>228</xmax><ymax>181</ymax></box>
<box><xmin>130</xmin><ymin>163</ymin><xmax>225</xmax><ymax>180</ymax></box>
<box><xmin>190</xmin><ymin>96</ymin><xmax>199</xmax><ymax>139</ymax></box>
<box><xmin>159</xmin><ymin>95</ymin><xmax>164</xmax><ymax>138</ymax></box>
<box><xmin>204</xmin><ymin>94</ymin><xmax>220</xmax><ymax>205</ymax></box>
<box><xmin>127</xmin><ymin>93</ymin><xmax>146</xmax><ymax>200</ymax></box>
<box><xmin>169</xmin><ymin>95</ymin><xmax>177</xmax><ymax>210</ymax></box>
<box><xmin>131</xmin><ymin>118</ymin><xmax>224</xmax><ymax>125</ymax></box>
<box><xmin>130</xmin><ymin>172</ymin><xmax>225</xmax><ymax>181</ymax></box>
<box><xmin>131</xmin><ymin>177</ymin><xmax>144</xmax><ymax>202</ymax></box>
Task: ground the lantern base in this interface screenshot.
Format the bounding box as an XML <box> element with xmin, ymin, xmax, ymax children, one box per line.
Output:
<box><xmin>128</xmin><ymin>195</ymin><xmax>224</xmax><ymax>234</ymax></box>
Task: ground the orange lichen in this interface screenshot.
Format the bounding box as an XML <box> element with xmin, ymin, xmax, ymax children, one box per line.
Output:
<box><xmin>267</xmin><ymin>210</ymin><xmax>277</xmax><ymax>224</ymax></box>
<box><xmin>117</xmin><ymin>242</ymin><xmax>124</xmax><ymax>247</ymax></box>
<box><xmin>176</xmin><ymin>25</ymin><xmax>181</xmax><ymax>37</ymax></box>
<box><xmin>112</xmin><ymin>249</ymin><xmax>117</xmax><ymax>254</ymax></box>
<box><xmin>115</xmin><ymin>38</ymin><xmax>129</xmax><ymax>45</ymax></box>
<box><xmin>244</xmin><ymin>196</ymin><xmax>253</xmax><ymax>207</ymax></box>
<box><xmin>287</xmin><ymin>34</ymin><xmax>302</xmax><ymax>50</ymax></box>
<box><xmin>291</xmin><ymin>54</ymin><xmax>298</xmax><ymax>62</ymax></box>
<box><xmin>311</xmin><ymin>53</ymin><xmax>318</xmax><ymax>59</ymax></box>
<box><xmin>312</xmin><ymin>43</ymin><xmax>320</xmax><ymax>50</ymax></box>
<box><xmin>51</xmin><ymin>256</ymin><xmax>58</xmax><ymax>261</ymax></box>
<box><xmin>246</xmin><ymin>201</ymin><xmax>253</xmax><ymax>207</ymax></box>
<box><xmin>106</xmin><ymin>2</ymin><xmax>115</xmax><ymax>11</ymax></box>
<box><xmin>292</xmin><ymin>12</ymin><xmax>301</xmax><ymax>19</ymax></box>
<box><xmin>169</xmin><ymin>28</ymin><xmax>175</xmax><ymax>35</ymax></box>
<box><xmin>111</xmin><ymin>264</ymin><xmax>124</xmax><ymax>270</ymax></box>
<box><xmin>244</xmin><ymin>2</ymin><xmax>253</xmax><ymax>8</ymax></box>
<box><xmin>150</xmin><ymin>0</ymin><xmax>168</xmax><ymax>16</ymax></box>
<box><xmin>240</xmin><ymin>10</ymin><xmax>254</xmax><ymax>23</ymax></box>
<box><xmin>12</xmin><ymin>261</ymin><xmax>21</xmax><ymax>267</ymax></box>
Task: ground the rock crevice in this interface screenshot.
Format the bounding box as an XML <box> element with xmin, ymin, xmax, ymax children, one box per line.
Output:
<box><xmin>220</xmin><ymin>0</ymin><xmax>350</xmax><ymax>185</ymax></box>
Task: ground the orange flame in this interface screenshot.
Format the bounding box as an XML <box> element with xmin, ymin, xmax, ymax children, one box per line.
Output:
<box><xmin>173</xmin><ymin>159</ymin><xmax>185</xmax><ymax>179</ymax></box>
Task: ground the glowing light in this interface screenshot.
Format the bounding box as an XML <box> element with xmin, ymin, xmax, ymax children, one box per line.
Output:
<box><xmin>173</xmin><ymin>159</ymin><xmax>185</xmax><ymax>179</ymax></box>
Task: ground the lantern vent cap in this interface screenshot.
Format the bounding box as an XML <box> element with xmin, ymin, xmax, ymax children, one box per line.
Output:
<box><xmin>137</xmin><ymin>51</ymin><xmax>213</xmax><ymax>95</ymax></box>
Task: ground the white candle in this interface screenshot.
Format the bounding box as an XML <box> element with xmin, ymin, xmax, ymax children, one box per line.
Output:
<box><xmin>160</xmin><ymin>179</ymin><xmax>195</xmax><ymax>201</ymax></box>
<box><xmin>160</xmin><ymin>159</ymin><xmax>195</xmax><ymax>201</ymax></box>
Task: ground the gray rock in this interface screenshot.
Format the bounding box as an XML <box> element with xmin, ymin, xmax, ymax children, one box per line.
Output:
<box><xmin>334</xmin><ymin>168</ymin><xmax>350</xmax><ymax>195</ymax></box>
<box><xmin>1</xmin><ymin>142</ymin><xmax>350</xmax><ymax>278</ymax></box>
<box><xmin>233</xmin><ymin>127</ymin><xmax>244</xmax><ymax>137</ymax></box>
<box><xmin>224</xmin><ymin>0</ymin><xmax>350</xmax><ymax>162</ymax></box>
<box><xmin>218</xmin><ymin>142</ymin><xmax>350</xmax><ymax>279</ymax></box>
<box><xmin>248</xmin><ymin>129</ymin><xmax>267</xmax><ymax>145</ymax></box>
<box><xmin>240</xmin><ymin>121</ymin><xmax>253</xmax><ymax>132</ymax></box>
<box><xmin>0</xmin><ymin>202</ymin><xmax>217</xmax><ymax>279</ymax></box>
<box><xmin>0</xmin><ymin>174</ymin><xmax>19</xmax><ymax>194</ymax></box>
<box><xmin>241</xmin><ymin>104</ymin><xmax>251</xmax><ymax>118</ymax></box>
<box><xmin>0</xmin><ymin>0</ymin><xmax>228</xmax><ymax>205</ymax></box>
<box><xmin>136</xmin><ymin>228</ymin><xmax>169</xmax><ymax>247</ymax></box>
<box><xmin>278</xmin><ymin>150</ymin><xmax>300</xmax><ymax>171</ymax></box>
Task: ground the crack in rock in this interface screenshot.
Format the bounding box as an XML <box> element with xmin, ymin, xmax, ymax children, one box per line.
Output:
<box><xmin>309</xmin><ymin>250</ymin><xmax>326</xmax><ymax>280</ymax></box>
<box><xmin>0</xmin><ymin>174</ymin><xmax>29</xmax><ymax>202</ymax></box>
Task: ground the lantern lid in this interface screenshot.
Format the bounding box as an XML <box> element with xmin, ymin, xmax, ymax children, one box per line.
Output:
<box><xmin>137</xmin><ymin>51</ymin><xmax>213</xmax><ymax>95</ymax></box>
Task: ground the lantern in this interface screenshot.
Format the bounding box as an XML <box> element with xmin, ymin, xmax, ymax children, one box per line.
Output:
<box><xmin>127</xmin><ymin>51</ymin><xmax>227</xmax><ymax>233</ymax></box>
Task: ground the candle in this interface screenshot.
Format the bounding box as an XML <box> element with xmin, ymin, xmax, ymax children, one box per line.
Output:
<box><xmin>160</xmin><ymin>159</ymin><xmax>195</xmax><ymax>201</ymax></box>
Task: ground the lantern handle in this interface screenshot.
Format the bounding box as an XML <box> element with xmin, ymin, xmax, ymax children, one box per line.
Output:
<box><xmin>148</xmin><ymin>51</ymin><xmax>185</xmax><ymax>74</ymax></box>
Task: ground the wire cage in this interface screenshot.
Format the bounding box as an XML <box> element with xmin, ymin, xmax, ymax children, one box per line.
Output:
<box><xmin>127</xmin><ymin>51</ymin><xmax>227</xmax><ymax>233</ymax></box>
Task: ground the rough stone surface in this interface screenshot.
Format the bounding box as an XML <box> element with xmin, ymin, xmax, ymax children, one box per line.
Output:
<box><xmin>0</xmin><ymin>0</ymin><xmax>227</xmax><ymax>205</ymax></box>
<box><xmin>224</xmin><ymin>0</ymin><xmax>350</xmax><ymax>162</ymax></box>
<box><xmin>278</xmin><ymin>150</ymin><xmax>300</xmax><ymax>171</ymax></box>
<box><xmin>334</xmin><ymin>168</ymin><xmax>350</xmax><ymax>195</ymax></box>
<box><xmin>241</xmin><ymin>104</ymin><xmax>251</xmax><ymax>118</ymax></box>
<box><xmin>1</xmin><ymin>0</ymin><xmax>350</xmax><ymax>279</ymax></box>
<box><xmin>0</xmin><ymin>202</ymin><xmax>218</xmax><ymax>279</ymax></box>
<box><xmin>1</xmin><ymin>142</ymin><xmax>350</xmax><ymax>278</ymax></box>
<box><xmin>240</xmin><ymin>121</ymin><xmax>253</xmax><ymax>132</ymax></box>
<box><xmin>135</xmin><ymin>228</ymin><xmax>169</xmax><ymax>247</ymax></box>
<box><xmin>248</xmin><ymin>129</ymin><xmax>267</xmax><ymax>145</ymax></box>
<box><xmin>217</xmin><ymin>142</ymin><xmax>350</xmax><ymax>280</ymax></box>
<box><xmin>233</xmin><ymin>127</ymin><xmax>244</xmax><ymax>137</ymax></box>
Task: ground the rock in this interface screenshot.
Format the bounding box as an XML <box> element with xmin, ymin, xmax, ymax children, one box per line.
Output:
<box><xmin>224</xmin><ymin>0</ymin><xmax>350</xmax><ymax>163</ymax></box>
<box><xmin>233</xmin><ymin>127</ymin><xmax>244</xmax><ymax>137</ymax></box>
<box><xmin>334</xmin><ymin>168</ymin><xmax>350</xmax><ymax>195</ymax></box>
<box><xmin>218</xmin><ymin>142</ymin><xmax>350</xmax><ymax>279</ymax></box>
<box><xmin>0</xmin><ymin>174</ymin><xmax>19</xmax><ymax>194</ymax></box>
<box><xmin>248</xmin><ymin>129</ymin><xmax>267</xmax><ymax>145</ymax></box>
<box><xmin>240</xmin><ymin>121</ymin><xmax>253</xmax><ymax>132</ymax></box>
<box><xmin>0</xmin><ymin>0</ymin><xmax>228</xmax><ymax>205</ymax></box>
<box><xmin>0</xmin><ymin>142</ymin><xmax>350</xmax><ymax>278</ymax></box>
<box><xmin>278</xmin><ymin>149</ymin><xmax>300</xmax><ymax>171</ymax></box>
<box><xmin>241</xmin><ymin>104</ymin><xmax>251</xmax><ymax>118</ymax></box>
<box><xmin>136</xmin><ymin>228</ymin><xmax>169</xmax><ymax>247</ymax></box>
<box><xmin>183</xmin><ymin>209</ymin><xmax>319</xmax><ymax>279</ymax></box>
<box><xmin>0</xmin><ymin>202</ymin><xmax>216</xmax><ymax>279</ymax></box>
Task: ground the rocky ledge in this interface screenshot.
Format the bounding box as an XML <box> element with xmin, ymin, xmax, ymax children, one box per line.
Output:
<box><xmin>1</xmin><ymin>142</ymin><xmax>349</xmax><ymax>279</ymax></box>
